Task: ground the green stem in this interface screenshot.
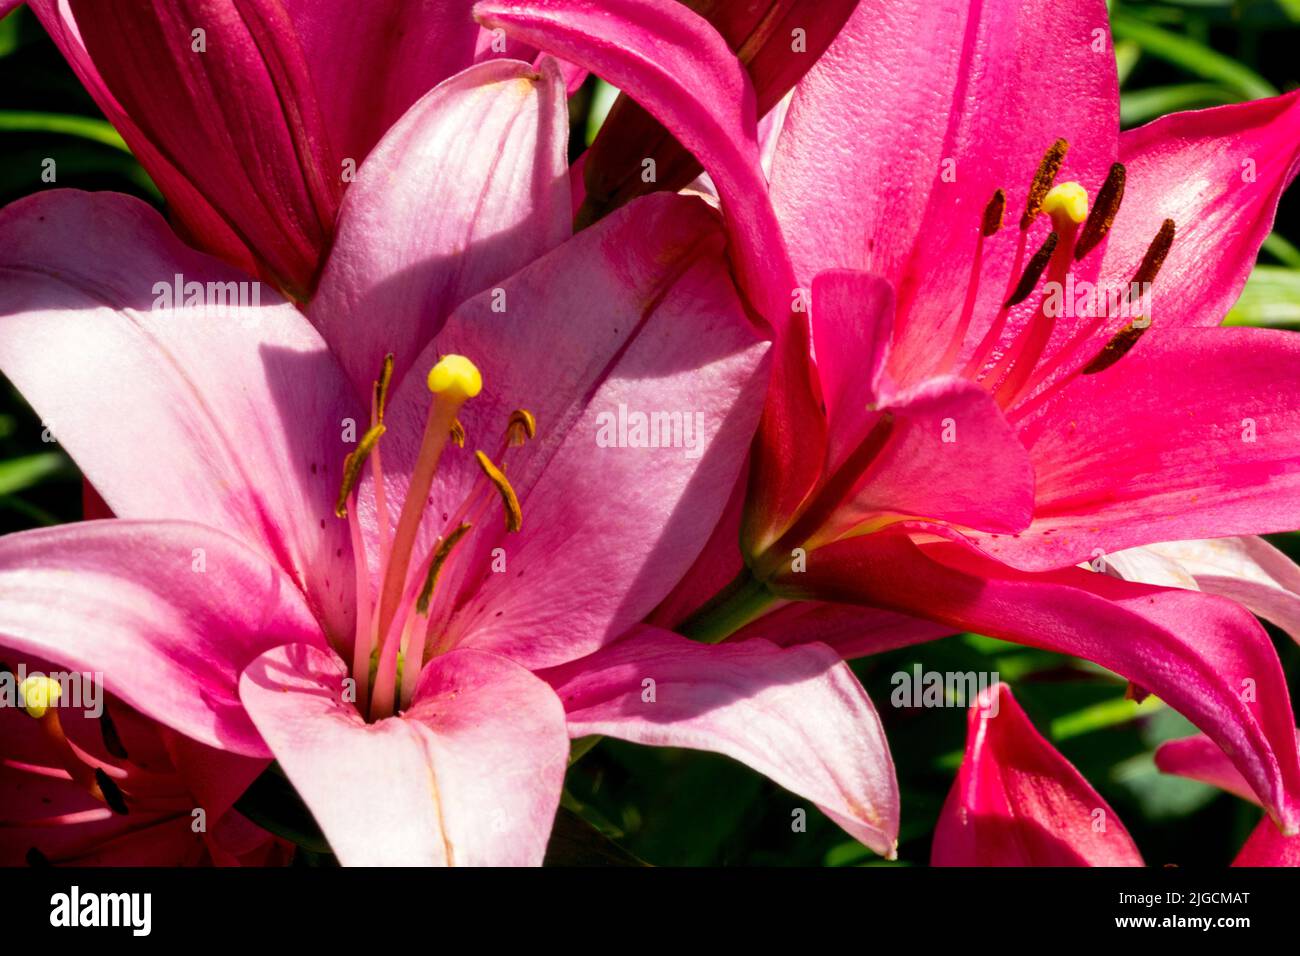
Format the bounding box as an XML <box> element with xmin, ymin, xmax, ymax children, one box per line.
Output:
<box><xmin>678</xmin><ymin>569</ymin><xmax>778</xmax><ymax>644</ymax></box>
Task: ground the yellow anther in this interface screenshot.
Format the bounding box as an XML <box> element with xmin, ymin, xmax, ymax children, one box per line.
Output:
<box><xmin>1042</xmin><ymin>181</ymin><xmax>1088</xmax><ymax>225</ymax></box>
<box><xmin>335</xmin><ymin>423</ymin><xmax>386</xmax><ymax>518</ymax></box>
<box><xmin>474</xmin><ymin>450</ymin><xmax>523</xmax><ymax>533</ymax></box>
<box><xmin>507</xmin><ymin>409</ymin><xmax>536</xmax><ymax>446</ymax></box>
<box><xmin>450</xmin><ymin>419</ymin><xmax>466</xmax><ymax>448</ymax></box>
<box><xmin>427</xmin><ymin>354</ymin><xmax>482</xmax><ymax>401</ymax></box>
<box><xmin>19</xmin><ymin>675</ymin><xmax>60</xmax><ymax>719</ymax></box>
<box><xmin>374</xmin><ymin>353</ymin><xmax>395</xmax><ymax>424</ymax></box>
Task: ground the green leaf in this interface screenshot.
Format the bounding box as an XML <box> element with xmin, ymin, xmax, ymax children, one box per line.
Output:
<box><xmin>1262</xmin><ymin>232</ymin><xmax>1300</xmax><ymax>269</ymax></box>
<box><xmin>233</xmin><ymin>764</ymin><xmax>333</xmax><ymax>856</ymax></box>
<box><xmin>1114</xmin><ymin>39</ymin><xmax>1142</xmax><ymax>87</ymax></box>
<box><xmin>544</xmin><ymin>808</ymin><xmax>648</xmax><ymax>866</ymax></box>
<box><xmin>0</xmin><ymin>111</ymin><xmax>132</xmax><ymax>152</ymax></box>
<box><xmin>1109</xmin><ymin>11</ymin><xmax>1277</xmax><ymax>100</ymax></box>
<box><xmin>584</xmin><ymin>79</ymin><xmax>620</xmax><ymax>147</ymax></box>
<box><xmin>1224</xmin><ymin>265</ymin><xmax>1300</xmax><ymax>327</ymax></box>
<box><xmin>1120</xmin><ymin>83</ymin><xmax>1236</xmax><ymax>126</ymax></box>
<box><xmin>1050</xmin><ymin>694</ymin><xmax>1164</xmax><ymax>742</ymax></box>
<box><xmin>0</xmin><ymin>452</ymin><xmax>68</xmax><ymax>496</ymax></box>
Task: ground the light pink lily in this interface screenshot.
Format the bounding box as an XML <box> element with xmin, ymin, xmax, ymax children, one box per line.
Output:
<box><xmin>1</xmin><ymin>656</ymin><xmax>288</xmax><ymax>866</ymax></box>
<box><xmin>933</xmin><ymin>683</ymin><xmax>1143</xmax><ymax>866</ymax></box>
<box><xmin>479</xmin><ymin>0</ymin><xmax>1300</xmax><ymax>834</ymax></box>
<box><xmin>0</xmin><ymin>53</ymin><xmax>910</xmax><ymax>862</ymax></box>
<box><xmin>0</xmin><ymin>0</ymin><xmax>584</xmax><ymax>298</ymax></box>
<box><xmin>935</xmin><ymin>684</ymin><xmax>1299</xmax><ymax>866</ymax></box>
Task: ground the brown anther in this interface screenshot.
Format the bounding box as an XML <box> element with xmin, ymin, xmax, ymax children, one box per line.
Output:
<box><xmin>334</xmin><ymin>423</ymin><xmax>386</xmax><ymax>518</ymax></box>
<box><xmin>1131</xmin><ymin>218</ymin><xmax>1176</xmax><ymax>287</ymax></box>
<box><xmin>1020</xmin><ymin>138</ymin><xmax>1069</xmax><ymax>230</ymax></box>
<box><xmin>374</xmin><ymin>353</ymin><xmax>395</xmax><ymax>424</ymax></box>
<box><xmin>1081</xmin><ymin>322</ymin><xmax>1148</xmax><ymax>374</ymax></box>
<box><xmin>416</xmin><ymin>523</ymin><xmax>473</xmax><ymax>615</ymax></box>
<box><xmin>1074</xmin><ymin>163</ymin><xmax>1126</xmax><ymax>260</ymax></box>
<box><xmin>1004</xmin><ymin>231</ymin><xmax>1060</xmax><ymax>308</ymax></box>
<box><xmin>94</xmin><ymin>768</ymin><xmax>129</xmax><ymax>815</ymax></box>
<box><xmin>982</xmin><ymin>189</ymin><xmax>1006</xmax><ymax>237</ymax></box>
<box><xmin>450</xmin><ymin>419</ymin><xmax>466</xmax><ymax>448</ymax></box>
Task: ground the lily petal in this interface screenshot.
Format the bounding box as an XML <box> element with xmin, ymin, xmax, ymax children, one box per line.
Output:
<box><xmin>540</xmin><ymin>626</ymin><xmax>900</xmax><ymax>857</ymax></box>
<box><xmin>378</xmin><ymin>194</ymin><xmax>769</xmax><ymax>670</ymax></box>
<box><xmin>934</xmin><ymin>683</ymin><xmax>1143</xmax><ymax>866</ymax></box>
<box><xmin>998</xmin><ymin>328</ymin><xmax>1300</xmax><ymax>572</ymax></box>
<box><xmin>61</xmin><ymin>0</ymin><xmax>341</xmax><ymax>295</ymax></box>
<box><xmin>0</xmin><ymin>520</ymin><xmax>323</xmax><ymax>755</ymax></box>
<box><xmin>781</xmin><ymin>533</ymin><xmax>1300</xmax><ymax>832</ymax></box>
<box><xmin>310</xmin><ymin>57</ymin><xmax>572</xmax><ymax>400</ymax></box>
<box><xmin>0</xmin><ymin>190</ymin><xmax>360</xmax><ymax>640</ymax></box>
<box><xmin>239</xmin><ymin>643</ymin><xmax>568</xmax><ymax>866</ymax></box>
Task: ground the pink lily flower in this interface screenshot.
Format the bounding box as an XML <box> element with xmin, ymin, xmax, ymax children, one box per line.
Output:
<box><xmin>480</xmin><ymin>0</ymin><xmax>1300</xmax><ymax>834</ymax></box>
<box><xmin>933</xmin><ymin>683</ymin><xmax>1143</xmax><ymax>866</ymax></box>
<box><xmin>0</xmin><ymin>51</ymin><xmax>910</xmax><ymax>862</ymax></box>
<box><xmin>935</xmin><ymin>684</ymin><xmax>1298</xmax><ymax>866</ymax></box>
<box><xmin>0</xmin><ymin>0</ymin><xmax>584</xmax><ymax>298</ymax></box>
<box><xmin>1157</xmin><ymin>734</ymin><xmax>1300</xmax><ymax>867</ymax></box>
<box><xmin>1</xmin><ymin>657</ymin><xmax>288</xmax><ymax>866</ymax></box>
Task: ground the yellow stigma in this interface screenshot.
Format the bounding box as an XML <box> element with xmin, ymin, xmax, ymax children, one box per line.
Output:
<box><xmin>427</xmin><ymin>354</ymin><xmax>482</xmax><ymax>400</ymax></box>
<box><xmin>19</xmin><ymin>675</ymin><xmax>60</xmax><ymax>719</ymax></box>
<box><xmin>1041</xmin><ymin>181</ymin><xmax>1088</xmax><ymax>225</ymax></box>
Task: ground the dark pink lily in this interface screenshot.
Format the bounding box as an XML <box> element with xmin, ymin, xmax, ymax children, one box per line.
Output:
<box><xmin>935</xmin><ymin>684</ymin><xmax>1298</xmax><ymax>866</ymax></box>
<box><xmin>0</xmin><ymin>0</ymin><xmax>585</xmax><ymax>298</ymax></box>
<box><xmin>480</xmin><ymin>0</ymin><xmax>1300</xmax><ymax>835</ymax></box>
<box><xmin>933</xmin><ymin>684</ymin><xmax>1143</xmax><ymax>866</ymax></box>
<box><xmin>1157</xmin><ymin>733</ymin><xmax>1300</xmax><ymax>866</ymax></box>
<box><xmin>0</xmin><ymin>54</ymin><xmax>908</xmax><ymax>862</ymax></box>
<box><xmin>1</xmin><ymin>658</ymin><xmax>288</xmax><ymax>866</ymax></box>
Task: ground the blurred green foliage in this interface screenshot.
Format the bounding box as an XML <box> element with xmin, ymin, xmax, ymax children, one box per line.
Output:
<box><xmin>0</xmin><ymin>1</ymin><xmax>1297</xmax><ymax>865</ymax></box>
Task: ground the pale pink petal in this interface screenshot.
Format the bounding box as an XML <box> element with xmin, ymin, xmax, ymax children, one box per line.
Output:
<box><xmin>376</xmin><ymin>194</ymin><xmax>769</xmax><ymax>670</ymax></box>
<box><xmin>541</xmin><ymin>626</ymin><xmax>899</xmax><ymax>857</ymax></box>
<box><xmin>934</xmin><ymin>683</ymin><xmax>1143</xmax><ymax>866</ymax></box>
<box><xmin>0</xmin><ymin>521</ymin><xmax>324</xmax><ymax>755</ymax></box>
<box><xmin>239</xmin><ymin>643</ymin><xmax>568</xmax><ymax>866</ymax></box>
<box><xmin>310</xmin><ymin>58</ymin><xmax>572</xmax><ymax>400</ymax></box>
<box><xmin>0</xmin><ymin>190</ymin><xmax>360</xmax><ymax>640</ymax></box>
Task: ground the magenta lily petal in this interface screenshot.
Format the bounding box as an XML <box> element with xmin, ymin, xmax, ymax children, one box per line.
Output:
<box><xmin>1103</xmin><ymin>91</ymin><xmax>1300</xmax><ymax>334</ymax></box>
<box><xmin>933</xmin><ymin>683</ymin><xmax>1143</xmax><ymax>866</ymax></box>
<box><xmin>310</xmin><ymin>57</ymin><xmax>572</xmax><ymax>400</ymax></box>
<box><xmin>61</xmin><ymin>0</ymin><xmax>340</xmax><ymax>296</ymax></box>
<box><xmin>239</xmin><ymin>643</ymin><xmax>567</xmax><ymax>866</ymax></box>
<box><xmin>473</xmin><ymin>0</ymin><xmax>793</xmax><ymax>323</ymax></box>
<box><xmin>1155</xmin><ymin>733</ymin><xmax>1261</xmax><ymax>806</ymax></box>
<box><xmin>809</xmin><ymin>269</ymin><xmax>893</xmax><ymax>467</ymax></box>
<box><xmin>0</xmin><ymin>521</ymin><xmax>323</xmax><ymax>755</ymax></box>
<box><xmin>377</xmin><ymin>194</ymin><xmax>768</xmax><ymax>669</ymax></box>
<box><xmin>826</xmin><ymin>375</ymin><xmax>1035</xmax><ymax>539</ymax></box>
<box><xmin>23</xmin><ymin>1</ymin><xmax>261</xmax><ymax>277</ymax></box>
<box><xmin>994</xmin><ymin>329</ymin><xmax>1300</xmax><ymax>572</ymax></box>
<box><xmin>1233</xmin><ymin>817</ymin><xmax>1300</xmax><ymax>866</ymax></box>
<box><xmin>573</xmin><ymin>0</ymin><xmax>857</xmax><ymax>216</ymax></box>
<box><xmin>281</xmin><ymin>0</ymin><xmax>482</xmax><ymax>166</ymax></box>
<box><xmin>540</xmin><ymin>626</ymin><xmax>899</xmax><ymax>857</ymax></box>
<box><xmin>781</xmin><ymin>534</ymin><xmax>1300</xmax><ymax>831</ymax></box>
<box><xmin>1157</xmin><ymin>731</ymin><xmax>1300</xmax><ymax>866</ymax></box>
<box><xmin>732</xmin><ymin>601</ymin><xmax>953</xmax><ymax>661</ymax></box>
<box><xmin>0</xmin><ymin>190</ymin><xmax>360</xmax><ymax>640</ymax></box>
<box><xmin>769</xmin><ymin>0</ymin><xmax>1116</xmax><ymax>309</ymax></box>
